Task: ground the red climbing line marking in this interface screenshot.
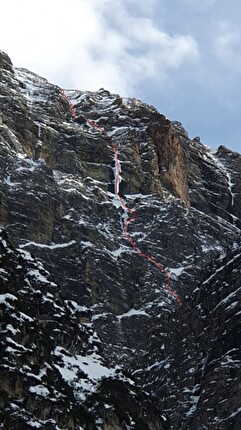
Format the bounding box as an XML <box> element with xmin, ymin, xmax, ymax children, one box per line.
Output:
<box><xmin>84</xmin><ymin>117</ymin><xmax>105</xmax><ymax>133</ymax></box>
<box><xmin>61</xmin><ymin>88</ymin><xmax>181</xmax><ymax>305</ymax></box>
<box><xmin>114</xmin><ymin>144</ymin><xmax>181</xmax><ymax>305</ymax></box>
<box><xmin>61</xmin><ymin>89</ymin><xmax>77</xmax><ymax>117</ymax></box>
<box><xmin>61</xmin><ymin>89</ymin><xmax>104</xmax><ymax>132</ymax></box>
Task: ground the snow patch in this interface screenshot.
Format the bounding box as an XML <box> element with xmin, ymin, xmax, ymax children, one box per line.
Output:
<box><xmin>169</xmin><ymin>266</ymin><xmax>185</xmax><ymax>276</ymax></box>
<box><xmin>20</xmin><ymin>240</ymin><xmax>76</xmax><ymax>250</ymax></box>
<box><xmin>54</xmin><ymin>347</ymin><xmax>117</xmax><ymax>401</ymax></box>
<box><xmin>29</xmin><ymin>385</ymin><xmax>50</xmax><ymax>396</ymax></box>
<box><xmin>0</xmin><ymin>293</ymin><xmax>18</xmax><ymax>304</ymax></box>
<box><xmin>117</xmin><ymin>308</ymin><xmax>150</xmax><ymax>320</ymax></box>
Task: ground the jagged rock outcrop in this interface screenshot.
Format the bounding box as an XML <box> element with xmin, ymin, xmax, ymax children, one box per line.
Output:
<box><xmin>0</xmin><ymin>228</ymin><xmax>167</xmax><ymax>430</ymax></box>
<box><xmin>0</xmin><ymin>50</ymin><xmax>241</xmax><ymax>429</ymax></box>
<box><xmin>133</xmin><ymin>239</ymin><xmax>241</xmax><ymax>430</ymax></box>
<box><xmin>149</xmin><ymin>117</ymin><xmax>190</xmax><ymax>207</ymax></box>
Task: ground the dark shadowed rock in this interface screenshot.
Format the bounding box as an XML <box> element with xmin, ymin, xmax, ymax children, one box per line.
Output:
<box><xmin>0</xmin><ymin>51</ymin><xmax>241</xmax><ymax>429</ymax></box>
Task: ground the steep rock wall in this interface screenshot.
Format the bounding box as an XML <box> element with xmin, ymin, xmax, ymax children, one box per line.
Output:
<box><xmin>0</xmin><ymin>50</ymin><xmax>241</xmax><ymax>429</ymax></box>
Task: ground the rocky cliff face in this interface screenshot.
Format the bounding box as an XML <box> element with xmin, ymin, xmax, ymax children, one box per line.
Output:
<box><xmin>0</xmin><ymin>50</ymin><xmax>241</xmax><ymax>430</ymax></box>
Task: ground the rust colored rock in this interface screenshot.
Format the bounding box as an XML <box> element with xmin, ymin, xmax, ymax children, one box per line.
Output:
<box><xmin>0</xmin><ymin>51</ymin><xmax>241</xmax><ymax>430</ymax></box>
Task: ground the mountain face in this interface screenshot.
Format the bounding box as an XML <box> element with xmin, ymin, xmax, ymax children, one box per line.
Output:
<box><xmin>0</xmin><ymin>50</ymin><xmax>241</xmax><ymax>430</ymax></box>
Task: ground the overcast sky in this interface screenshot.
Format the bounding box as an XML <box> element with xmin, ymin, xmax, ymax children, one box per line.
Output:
<box><xmin>1</xmin><ymin>0</ymin><xmax>241</xmax><ymax>152</ymax></box>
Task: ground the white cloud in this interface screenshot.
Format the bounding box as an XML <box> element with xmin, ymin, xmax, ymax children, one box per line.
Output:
<box><xmin>77</xmin><ymin>1</ymin><xmax>199</xmax><ymax>94</ymax></box>
<box><xmin>1</xmin><ymin>0</ymin><xmax>241</xmax><ymax>152</ymax></box>
<box><xmin>178</xmin><ymin>0</ymin><xmax>217</xmax><ymax>10</ymax></box>
<box><xmin>213</xmin><ymin>21</ymin><xmax>241</xmax><ymax>68</ymax></box>
<box><xmin>0</xmin><ymin>0</ymin><xmax>199</xmax><ymax>96</ymax></box>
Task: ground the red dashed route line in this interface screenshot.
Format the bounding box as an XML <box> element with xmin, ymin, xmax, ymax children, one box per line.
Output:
<box><xmin>61</xmin><ymin>89</ymin><xmax>77</xmax><ymax>117</ymax></box>
<box><xmin>113</xmin><ymin>144</ymin><xmax>181</xmax><ymax>305</ymax></box>
<box><xmin>62</xmin><ymin>89</ymin><xmax>181</xmax><ymax>305</ymax></box>
<box><xmin>61</xmin><ymin>88</ymin><xmax>105</xmax><ymax>132</ymax></box>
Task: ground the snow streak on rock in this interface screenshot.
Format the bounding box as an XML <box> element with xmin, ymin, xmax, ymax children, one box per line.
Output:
<box><xmin>0</xmin><ymin>50</ymin><xmax>241</xmax><ymax>429</ymax></box>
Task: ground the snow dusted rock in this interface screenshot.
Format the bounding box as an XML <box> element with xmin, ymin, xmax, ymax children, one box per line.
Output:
<box><xmin>133</xmin><ymin>239</ymin><xmax>241</xmax><ymax>430</ymax></box>
<box><xmin>0</xmin><ymin>51</ymin><xmax>241</xmax><ymax>429</ymax></box>
<box><xmin>0</xmin><ymin>51</ymin><xmax>13</xmax><ymax>74</ymax></box>
<box><xmin>0</xmin><ymin>228</ymin><xmax>167</xmax><ymax>430</ymax></box>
